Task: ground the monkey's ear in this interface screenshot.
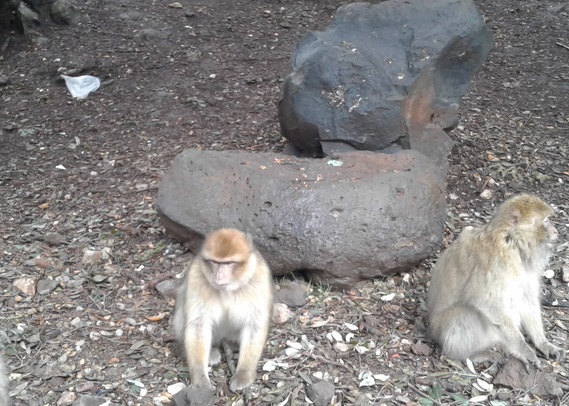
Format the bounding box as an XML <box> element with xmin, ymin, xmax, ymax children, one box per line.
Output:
<box><xmin>508</xmin><ymin>209</ymin><xmax>521</xmax><ymax>226</ymax></box>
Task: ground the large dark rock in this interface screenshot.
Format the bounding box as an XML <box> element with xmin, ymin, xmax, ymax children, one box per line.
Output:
<box><xmin>3</xmin><ymin>0</ymin><xmax>77</xmax><ymax>36</ymax></box>
<box><xmin>156</xmin><ymin>149</ymin><xmax>446</xmax><ymax>286</ymax></box>
<box><xmin>278</xmin><ymin>0</ymin><xmax>493</xmax><ymax>163</ymax></box>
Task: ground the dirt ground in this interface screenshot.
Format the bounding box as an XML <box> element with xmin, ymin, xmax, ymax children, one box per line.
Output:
<box><xmin>1</xmin><ymin>0</ymin><xmax>568</xmax><ymax>405</ymax></box>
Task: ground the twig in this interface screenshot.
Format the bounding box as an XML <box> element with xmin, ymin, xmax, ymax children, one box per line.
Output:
<box><xmin>221</xmin><ymin>339</ymin><xmax>236</xmax><ymax>374</ymax></box>
<box><xmin>556</xmin><ymin>42</ymin><xmax>569</xmax><ymax>51</ymax></box>
<box><xmin>309</xmin><ymin>353</ymin><xmax>354</xmax><ymax>372</ymax></box>
<box><xmin>126</xmin><ymin>273</ymin><xmax>142</xmax><ymax>284</ymax></box>
<box><xmin>147</xmin><ymin>272</ymin><xmax>176</xmax><ymax>290</ymax></box>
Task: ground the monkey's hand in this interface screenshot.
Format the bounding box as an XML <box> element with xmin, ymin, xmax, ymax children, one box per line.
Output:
<box><xmin>189</xmin><ymin>375</ymin><xmax>215</xmax><ymax>391</ymax></box>
<box><xmin>190</xmin><ymin>381</ymin><xmax>215</xmax><ymax>391</ymax></box>
<box><xmin>229</xmin><ymin>369</ymin><xmax>255</xmax><ymax>392</ymax></box>
<box><xmin>514</xmin><ymin>349</ymin><xmax>542</xmax><ymax>374</ymax></box>
<box><xmin>538</xmin><ymin>341</ymin><xmax>565</xmax><ymax>362</ymax></box>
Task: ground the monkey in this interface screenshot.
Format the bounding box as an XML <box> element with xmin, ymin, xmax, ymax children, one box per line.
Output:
<box><xmin>427</xmin><ymin>193</ymin><xmax>564</xmax><ymax>371</ymax></box>
<box><xmin>0</xmin><ymin>354</ymin><xmax>10</xmax><ymax>406</ymax></box>
<box><xmin>172</xmin><ymin>228</ymin><xmax>273</xmax><ymax>392</ymax></box>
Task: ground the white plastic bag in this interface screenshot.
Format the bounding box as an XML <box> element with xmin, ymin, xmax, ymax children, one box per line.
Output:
<box><xmin>61</xmin><ymin>74</ymin><xmax>101</xmax><ymax>99</ymax></box>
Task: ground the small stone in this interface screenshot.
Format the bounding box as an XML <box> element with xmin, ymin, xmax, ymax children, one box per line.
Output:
<box><xmin>14</xmin><ymin>277</ymin><xmax>36</xmax><ymax>296</ymax></box>
<box><xmin>168</xmin><ymin>2</ymin><xmax>183</xmax><ymax>8</ymax></box>
<box><xmin>306</xmin><ymin>381</ymin><xmax>336</xmax><ymax>406</ymax></box>
<box><xmin>480</xmin><ymin>189</ymin><xmax>493</xmax><ymax>199</ymax></box>
<box><xmin>155</xmin><ymin>280</ymin><xmax>178</xmax><ymax>299</ymax></box>
<box><xmin>137</xmin><ymin>28</ymin><xmax>168</xmax><ymax>42</ymax></box>
<box><xmin>24</xmin><ymin>258</ymin><xmax>37</xmax><ymax>267</ymax></box>
<box><xmin>275</xmin><ymin>282</ymin><xmax>306</xmax><ymax>307</ymax></box>
<box><xmin>75</xmin><ymin>381</ymin><xmax>96</xmax><ymax>393</ymax></box>
<box><xmin>82</xmin><ymin>250</ymin><xmax>103</xmax><ymax>266</ymax></box>
<box><xmin>44</xmin><ymin>232</ymin><xmax>66</xmax><ymax>246</ymax></box>
<box><xmin>167</xmin><ymin>382</ymin><xmax>186</xmax><ymax>395</ymax></box>
<box><xmin>51</xmin><ymin>0</ymin><xmax>77</xmax><ymax>25</ymax></box>
<box><xmin>272</xmin><ymin>303</ymin><xmax>293</xmax><ymax>324</ymax></box>
<box><xmin>82</xmin><ymin>248</ymin><xmax>112</xmax><ymax>266</ymax></box>
<box><xmin>73</xmin><ymin>394</ymin><xmax>110</xmax><ymax>406</ymax></box>
<box><xmin>34</xmin><ymin>257</ymin><xmax>50</xmax><ymax>268</ymax></box>
<box><xmin>562</xmin><ymin>266</ymin><xmax>569</xmax><ymax>283</ymax></box>
<box><xmin>56</xmin><ymin>390</ymin><xmax>77</xmax><ymax>406</ymax></box>
<box><xmin>37</xmin><ymin>279</ymin><xmax>58</xmax><ymax>295</ymax></box>
<box><xmin>172</xmin><ymin>384</ymin><xmax>214</xmax><ymax>406</ymax></box>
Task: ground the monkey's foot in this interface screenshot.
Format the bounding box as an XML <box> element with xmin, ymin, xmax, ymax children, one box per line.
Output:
<box><xmin>469</xmin><ymin>349</ymin><xmax>505</xmax><ymax>365</ymax></box>
<box><xmin>229</xmin><ymin>369</ymin><xmax>255</xmax><ymax>392</ymax></box>
<box><xmin>538</xmin><ymin>342</ymin><xmax>564</xmax><ymax>362</ymax></box>
<box><xmin>514</xmin><ymin>354</ymin><xmax>541</xmax><ymax>373</ymax></box>
<box><xmin>189</xmin><ymin>380</ymin><xmax>215</xmax><ymax>391</ymax></box>
<box><xmin>189</xmin><ymin>371</ymin><xmax>215</xmax><ymax>391</ymax></box>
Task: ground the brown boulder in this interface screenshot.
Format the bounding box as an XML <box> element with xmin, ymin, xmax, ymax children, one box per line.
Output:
<box><xmin>156</xmin><ymin>149</ymin><xmax>446</xmax><ymax>286</ymax></box>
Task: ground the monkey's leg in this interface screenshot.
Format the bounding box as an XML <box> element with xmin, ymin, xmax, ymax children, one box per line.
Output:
<box><xmin>172</xmin><ymin>283</ymin><xmax>189</xmax><ymax>343</ymax></box>
<box><xmin>521</xmin><ymin>298</ymin><xmax>564</xmax><ymax>362</ymax></box>
<box><xmin>230</xmin><ymin>322</ymin><xmax>268</xmax><ymax>392</ymax></box>
<box><xmin>432</xmin><ymin>305</ymin><xmax>501</xmax><ymax>361</ymax></box>
<box><xmin>495</xmin><ymin>316</ymin><xmax>542</xmax><ymax>371</ymax></box>
<box><xmin>184</xmin><ymin>323</ymin><xmax>215</xmax><ymax>389</ymax></box>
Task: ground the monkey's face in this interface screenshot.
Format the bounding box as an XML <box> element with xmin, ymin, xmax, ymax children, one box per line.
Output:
<box><xmin>509</xmin><ymin>195</ymin><xmax>558</xmax><ymax>245</ymax></box>
<box><xmin>541</xmin><ymin>217</ymin><xmax>558</xmax><ymax>242</ymax></box>
<box><xmin>206</xmin><ymin>260</ymin><xmax>243</xmax><ymax>290</ymax></box>
<box><xmin>200</xmin><ymin>228</ymin><xmax>253</xmax><ymax>291</ymax></box>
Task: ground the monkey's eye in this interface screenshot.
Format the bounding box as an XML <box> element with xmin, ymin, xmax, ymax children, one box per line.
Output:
<box><xmin>543</xmin><ymin>217</ymin><xmax>549</xmax><ymax>225</ymax></box>
<box><xmin>210</xmin><ymin>260</ymin><xmax>239</xmax><ymax>267</ymax></box>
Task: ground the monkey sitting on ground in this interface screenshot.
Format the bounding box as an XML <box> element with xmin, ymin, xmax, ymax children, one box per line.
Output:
<box><xmin>427</xmin><ymin>193</ymin><xmax>564</xmax><ymax>371</ymax></box>
<box><xmin>172</xmin><ymin>228</ymin><xmax>274</xmax><ymax>391</ymax></box>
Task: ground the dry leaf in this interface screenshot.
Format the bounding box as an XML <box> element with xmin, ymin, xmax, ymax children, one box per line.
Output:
<box><xmin>145</xmin><ymin>313</ymin><xmax>166</xmax><ymax>322</ymax></box>
<box><xmin>307</xmin><ymin>316</ymin><xmax>333</xmax><ymax>328</ymax></box>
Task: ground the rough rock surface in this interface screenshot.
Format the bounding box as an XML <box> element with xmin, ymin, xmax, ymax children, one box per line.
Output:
<box><xmin>17</xmin><ymin>2</ymin><xmax>40</xmax><ymax>35</ymax></box>
<box><xmin>278</xmin><ymin>0</ymin><xmax>493</xmax><ymax>160</ymax></box>
<box><xmin>156</xmin><ymin>149</ymin><xmax>446</xmax><ymax>285</ymax></box>
<box><xmin>275</xmin><ymin>281</ymin><xmax>307</xmax><ymax>307</ymax></box>
<box><xmin>493</xmin><ymin>359</ymin><xmax>569</xmax><ymax>397</ymax></box>
<box><xmin>306</xmin><ymin>380</ymin><xmax>336</xmax><ymax>406</ymax></box>
<box><xmin>4</xmin><ymin>0</ymin><xmax>77</xmax><ymax>35</ymax></box>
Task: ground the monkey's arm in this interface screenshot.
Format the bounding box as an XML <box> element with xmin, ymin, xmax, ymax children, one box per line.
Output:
<box><xmin>184</xmin><ymin>320</ymin><xmax>215</xmax><ymax>389</ymax></box>
<box><xmin>230</xmin><ymin>311</ymin><xmax>270</xmax><ymax>392</ymax></box>
<box><xmin>520</xmin><ymin>295</ymin><xmax>564</xmax><ymax>362</ymax></box>
<box><xmin>492</xmin><ymin>310</ymin><xmax>542</xmax><ymax>371</ymax></box>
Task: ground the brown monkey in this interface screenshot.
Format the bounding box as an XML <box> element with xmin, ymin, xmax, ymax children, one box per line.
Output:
<box><xmin>0</xmin><ymin>354</ymin><xmax>9</xmax><ymax>406</ymax></box>
<box><xmin>172</xmin><ymin>228</ymin><xmax>273</xmax><ymax>391</ymax></box>
<box><xmin>427</xmin><ymin>194</ymin><xmax>564</xmax><ymax>371</ymax></box>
